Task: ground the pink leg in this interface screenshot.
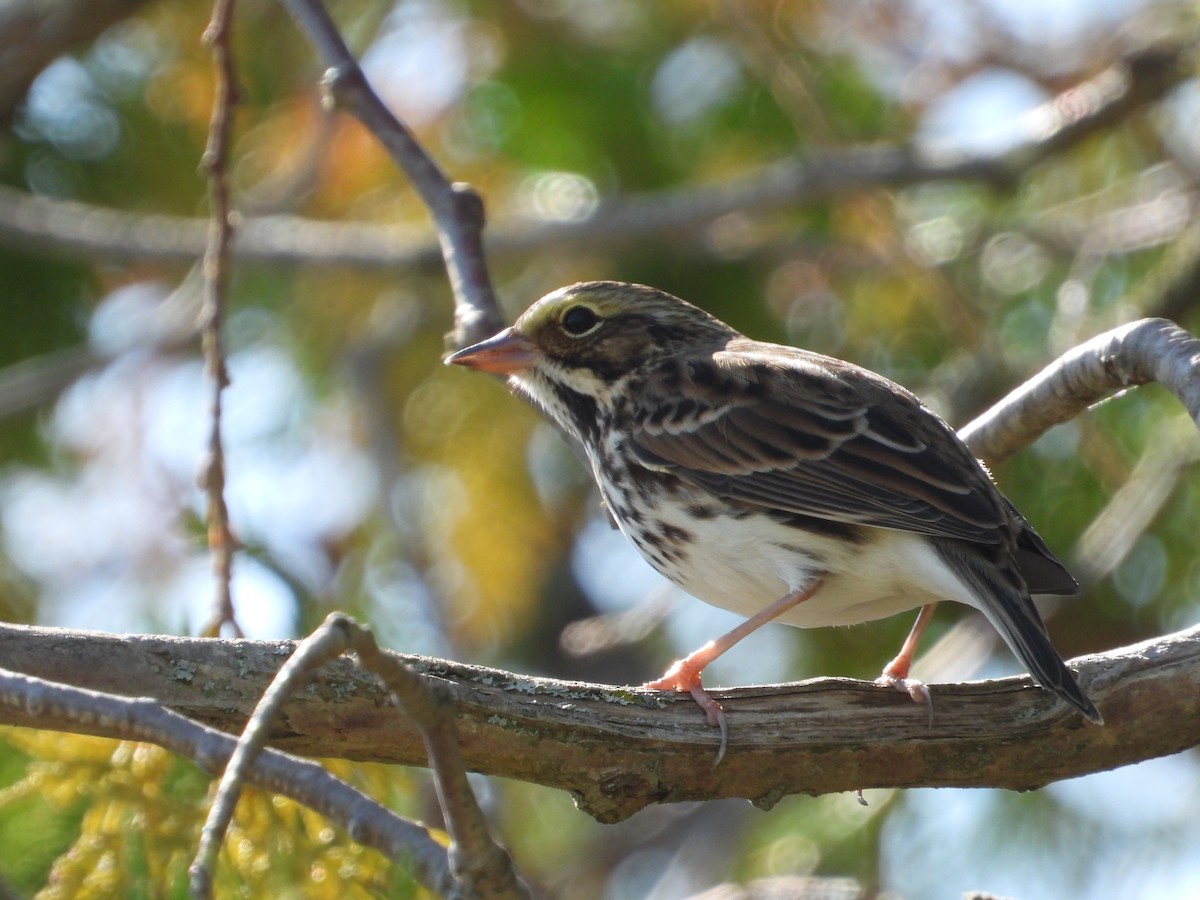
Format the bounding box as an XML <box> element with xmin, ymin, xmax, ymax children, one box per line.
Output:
<box><xmin>644</xmin><ymin>580</ymin><xmax>823</xmax><ymax>764</ymax></box>
<box><xmin>876</xmin><ymin>602</ymin><xmax>937</xmax><ymax>722</ymax></box>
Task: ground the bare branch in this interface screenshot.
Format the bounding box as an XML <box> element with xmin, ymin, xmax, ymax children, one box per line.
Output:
<box><xmin>340</xmin><ymin>616</ymin><xmax>529</xmax><ymax>900</ymax></box>
<box><xmin>0</xmin><ymin>622</ymin><xmax>1196</xmax><ymax>823</ymax></box>
<box><xmin>0</xmin><ymin>664</ymin><xmax>456</xmax><ymax>895</ymax></box>
<box><xmin>960</xmin><ymin>318</ymin><xmax>1200</xmax><ymax>462</ymax></box>
<box><xmin>0</xmin><ymin>41</ymin><xmax>1186</xmax><ymax>282</ymax></box>
<box><xmin>277</xmin><ymin>0</ymin><xmax>503</xmax><ymax>347</ymax></box>
<box><xmin>196</xmin><ymin>0</ymin><xmax>241</xmax><ymax>639</ymax></box>
<box><xmin>190</xmin><ymin>553</ymin><xmax>328</xmax><ymax>895</ymax></box>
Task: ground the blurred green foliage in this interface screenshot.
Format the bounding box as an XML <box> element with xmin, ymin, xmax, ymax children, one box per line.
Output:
<box><xmin>0</xmin><ymin>729</ymin><xmax>423</xmax><ymax>897</ymax></box>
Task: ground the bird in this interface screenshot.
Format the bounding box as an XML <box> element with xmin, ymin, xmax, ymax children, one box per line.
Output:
<box><xmin>446</xmin><ymin>280</ymin><xmax>1102</xmax><ymax>756</ymax></box>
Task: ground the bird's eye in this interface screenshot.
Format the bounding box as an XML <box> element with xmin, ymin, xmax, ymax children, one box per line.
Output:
<box><xmin>561</xmin><ymin>305</ymin><xmax>601</xmax><ymax>337</ymax></box>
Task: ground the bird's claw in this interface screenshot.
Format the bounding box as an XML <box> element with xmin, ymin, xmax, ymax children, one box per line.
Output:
<box><xmin>645</xmin><ymin>661</ymin><xmax>729</xmax><ymax>766</ymax></box>
<box><xmin>876</xmin><ymin>672</ymin><xmax>935</xmax><ymax>726</ymax></box>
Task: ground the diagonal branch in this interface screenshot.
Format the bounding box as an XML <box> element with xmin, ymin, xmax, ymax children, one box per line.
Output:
<box><xmin>191</xmin><ymin>613</ymin><xmax>526</xmax><ymax>899</ymax></box>
<box><xmin>277</xmin><ymin>0</ymin><xmax>502</xmax><ymax>347</ymax></box>
<box><xmin>960</xmin><ymin>317</ymin><xmax>1200</xmax><ymax>462</ymax></box>
<box><xmin>340</xmin><ymin>616</ymin><xmax>527</xmax><ymax>899</ymax></box>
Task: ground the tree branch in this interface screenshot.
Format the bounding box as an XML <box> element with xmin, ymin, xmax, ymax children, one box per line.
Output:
<box><xmin>277</xmin><ymin>0</ymin><xmax>503</xmax><ymax>347</ymax></box>
<box><xmin>0</xmin><ymin>621</ymin><xmax>1195</xmax><ymax>823</ymax></box>
<box><xmin>0</xmin><ymin>41</ymin><xmax>1187</xmax><ymax>278</ymax></box>
<box><xmin>960</xmin><ymin>317</ymin><xmax>1200</xmax><ymax>461</ymax></box>
<box><xmin>192</xmin><ymin>614</ymin><xmax>527</xmax><ymax>899</ymax></box>
<box><xmin>197</xmin><ymin>0</ymin><xmax>241</xmax><ymax>639</ymax></box>
<box><xmin>339</xmin><ymin>616</ymin><xmax>527</xmax><ymax>899</ymax></box>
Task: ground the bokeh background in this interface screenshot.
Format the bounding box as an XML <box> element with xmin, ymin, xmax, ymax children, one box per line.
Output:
<box><xmin>1</xmin><ymin>0</ymin><xmax>1199</xmax><ymax>896</ymax></box>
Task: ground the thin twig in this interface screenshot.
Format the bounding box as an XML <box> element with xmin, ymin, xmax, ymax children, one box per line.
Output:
<box><xmin>197</xmin><ymin>0</ymin><xmax>241</xmax><ymax>638</ymax></box>
<box><xmin>189</xmin><ymin>612</ymin><xmax>353</xmax><ymax>894</ymax></box>
<box><xmin>277</xmin><ymin>0</ymin><xmax>504</xmax><ymax>349</ymax></box>
<box><xmin>339</xmin><ymin>615</ymin><xmax>528</xmax><ymax>899</ymax></box>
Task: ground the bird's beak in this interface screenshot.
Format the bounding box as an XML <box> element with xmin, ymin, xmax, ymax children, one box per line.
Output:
<box><xmin>444</xmin><ymin>327</ymin><xmax>536</xmax><ymax>375</ymax></box>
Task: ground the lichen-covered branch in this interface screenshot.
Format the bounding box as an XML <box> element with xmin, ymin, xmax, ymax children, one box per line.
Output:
<box><xmin>0</xmin><ymin>622</ymin><xmax>1196</xmax><ymax>823</ymax></box>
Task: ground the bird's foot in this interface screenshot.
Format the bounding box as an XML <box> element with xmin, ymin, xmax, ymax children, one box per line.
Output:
<box><xmin>644</xmin><ymin>650</ymin><xmax>729</xmax><ymax>766</ymax></box>
<box><xmin>876</xmin><ymin>667</ymin><xmax>934</xmax><ymax>726</ymax></box>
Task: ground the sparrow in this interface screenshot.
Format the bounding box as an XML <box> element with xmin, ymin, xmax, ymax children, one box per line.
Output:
<box><xmin>446</xmin><ymin>281</ymin><xmax>1102</xmax><ymax>756</ymax></box>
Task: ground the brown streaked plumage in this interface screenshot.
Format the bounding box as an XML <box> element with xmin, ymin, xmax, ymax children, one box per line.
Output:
<box><xmin>447</xmin><ymin>281</ymin><xmax>1101</xmax><ymax>755</ymax></box>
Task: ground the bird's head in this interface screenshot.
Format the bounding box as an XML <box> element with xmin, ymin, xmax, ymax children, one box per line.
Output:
<box><xmin>447</xmin><ymin>280</ymin><xmax>735</xmax><ymax>388</ymax></box>
<box><xmin>446</xmin><ymin>281</ymin><xmax>737</xmax><ymax>440</ymax></box>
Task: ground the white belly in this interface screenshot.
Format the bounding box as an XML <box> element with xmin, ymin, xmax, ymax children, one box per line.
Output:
<box><xmin>773</xmin><ymin>529</ymin><xmax>978</xmax><ymax>626</ymax></box>
<box><xmin>618</xmin><ymin>505</ymin><xmax>979</xmax><ymax>628</ymax></box>
<box><xmin>592</xmin><ymin>439</ymin><xmax>981</xmax><ymax>630</ymax></box>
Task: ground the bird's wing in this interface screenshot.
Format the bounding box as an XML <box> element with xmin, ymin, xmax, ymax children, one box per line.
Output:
<box><xmin>624</xmin><ymin>343</ymin><xmax>1012</xmax><ymax>545</ymax></box>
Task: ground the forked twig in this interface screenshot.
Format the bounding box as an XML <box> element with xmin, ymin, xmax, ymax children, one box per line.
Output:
<box><xmin>190</xmin><ymin>614</ymin><xmax>527</xmax><ymax>899</ymax></box>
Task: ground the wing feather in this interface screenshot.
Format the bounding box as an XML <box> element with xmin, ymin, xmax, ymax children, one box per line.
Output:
<box><xmin>625</xmin><ymin>343</ymin><xmax>1010</xmax><ymax>544</ymax></box>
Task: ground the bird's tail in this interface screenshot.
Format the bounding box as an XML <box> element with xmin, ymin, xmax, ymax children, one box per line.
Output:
<box><xmin>933</xmin><ymin>539</ymin><xmax>1103</xmax><ymax>724</ymax></box>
